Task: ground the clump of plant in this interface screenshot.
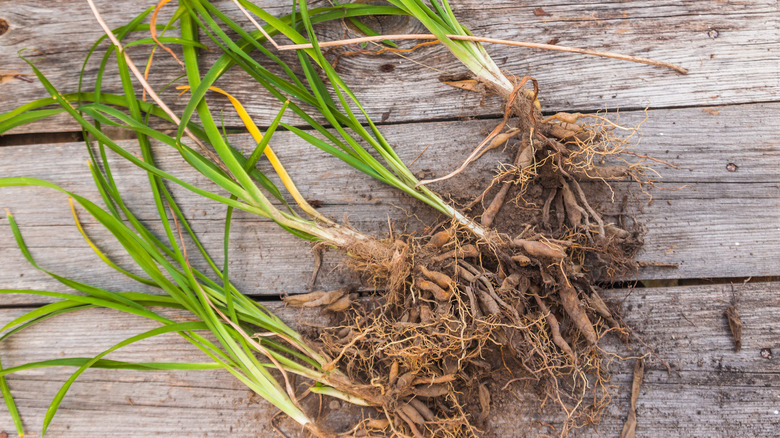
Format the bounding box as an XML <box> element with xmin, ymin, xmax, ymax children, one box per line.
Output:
<box><xmin>0</xmin><ymin>0</ymin><xmax>681</xmax><ymax>435</ymax></box>
<box><xmin>211</xmin><ymin>1</ymin><xmax>667</xmax><ymax>435</ymax></box>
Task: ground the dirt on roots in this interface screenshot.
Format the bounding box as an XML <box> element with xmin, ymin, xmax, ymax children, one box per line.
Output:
<box><xmin>286</xmin><ymin>80</ymin><xmax>658</xmax><ymax>437</ymax></box>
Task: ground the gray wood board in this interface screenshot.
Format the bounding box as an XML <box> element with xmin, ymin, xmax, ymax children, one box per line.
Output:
<box><xmin>0</xmin><ymin>0</ymin><xmax>778</xmax><ymax>134</ymax></box>
<box><xmin>2</xmin><ymin>104</ymin><xmax>779</xmax><ymax>304</ymax></box>
<box><xmin>1</xmin><ymin>281</ymin><xmax>778</xmax><ymax>437</ymax></box>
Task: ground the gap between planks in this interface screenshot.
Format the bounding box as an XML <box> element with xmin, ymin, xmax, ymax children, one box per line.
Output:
<box><xmin>0</xmin><ymin>103</ymin><xmax>778</xmax><ymax>304</ymax></box>
<box><xmin>0</xmin><ymin>0</ymin><xmax>778</xmax><ymax>134</ymax></box>
<box><xmin>0</xmin><ymin>281</ymin><xmax>778</xmax><ymax>437</ymax></box>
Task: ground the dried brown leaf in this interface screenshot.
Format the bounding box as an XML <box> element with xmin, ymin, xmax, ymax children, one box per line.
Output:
<box><xmin>620</xmin><ymin>358</ymin><xmax>645</xmax><ymax>438</ymax></box>
<box><xmin>442</xmin><ymin>79</ymin><xmax>481</xmax><ymax>92</ymax></box>
<box><xmin>725</xmin><ymin>305</ymin><xmax>743</xmax><ymax>352</ymax></box>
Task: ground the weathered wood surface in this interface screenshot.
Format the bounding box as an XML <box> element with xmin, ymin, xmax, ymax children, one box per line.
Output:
<box><xmin>1</xmin><ymin>281</ymin><xmax>778</xmax><ymax>437</ymax></box>
<box><xmin>1</xmin><ymin>0</ymin><xmax>778</xmax><ymax>134</ymax></box>
<box><xmin>1</xmin><ymin>103</ymin><xmax>779</xmax><ymax>305</ymax></box>
<box><xmin>1</xmin><ymin>0</ymin><xmax>779</xmax><ymax>436</ymax></box>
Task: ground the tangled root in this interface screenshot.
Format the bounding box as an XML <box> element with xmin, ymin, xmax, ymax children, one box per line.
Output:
<box><xmin>283</xmin><ymin>78</ymin><xmax>654</xmax><ymax>437</ymax></box>
<box><xmin>289</xmin><ymin>215</ymin><xmax>641</xmax><ymax>436</ymax></box>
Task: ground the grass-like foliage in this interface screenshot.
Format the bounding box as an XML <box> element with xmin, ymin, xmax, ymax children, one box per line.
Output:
<box><xmin>1</xmin><ymin>1</ymin><xmax>660</xmax><ymax>436</ymax></box>
<box><xmin>0</xmin><ymin>5</ymin><xmax>405</xmax><ymax>435</ymax></box>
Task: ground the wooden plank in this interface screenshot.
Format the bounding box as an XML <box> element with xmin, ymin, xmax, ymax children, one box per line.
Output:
<box><xmin>2</xmin><ymin>180</ymin><xmax>778</xmax><ymax>301</ymax></box>
<box><xmin>1</xmin><ymin>104</ymin><xmax>779</xmax><ymax>304</ymax></box>
<box><xmin>1</xmin><ymin>1</ymin><xmax>778</xmax><ymax>134</ymax></box>
<box><xmin>1</xmin><ymin>281</ymin><xmax>778</xmax><ymax>437</ymax></box>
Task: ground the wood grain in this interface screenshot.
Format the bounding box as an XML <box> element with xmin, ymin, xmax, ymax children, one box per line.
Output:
<box><xmin>1</xmin><ymin>281</ymin><xmax>778</xmax><ymax>437</ymax></box>
<box><xmin>1</xmin><ymin>2</ymin><xmax>778</xmax><ymax>436</ymax></box>
<box><xmin>1</xmin><ymin>104</ymin><xmax>778</xmax><ymax>304</ymax></box>
<box><xmin>0</xmin><ymin>0</ymin><xmax>778</xmax><ymax>134</ymax></box>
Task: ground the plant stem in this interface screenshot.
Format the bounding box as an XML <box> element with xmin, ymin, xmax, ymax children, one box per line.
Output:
<box><xmin>276</xmin><ymin>33</ymin><xmax>688</xmax><ymax>74</ymax></box>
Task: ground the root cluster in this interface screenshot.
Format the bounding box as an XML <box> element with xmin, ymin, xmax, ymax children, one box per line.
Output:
<box><xmin>286</xmin><ymin>81</ymin><xmax>655</xmax><ymax>437</ymax></box>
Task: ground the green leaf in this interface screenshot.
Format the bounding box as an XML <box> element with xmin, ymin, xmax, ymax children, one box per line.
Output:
<box><xmin>0</xmin><ymin>358</ymin><xmax>222</xmax><ymax>377</ymax></box>
<box><xmin>0</xmin><ymin>357</ymin><xmax>24</xmax><ymax>438</ymax></box>
<box><xmin>41</xmin><ymin>321</ymin><xmax>208</xmax><ymax>435</ymax></box>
